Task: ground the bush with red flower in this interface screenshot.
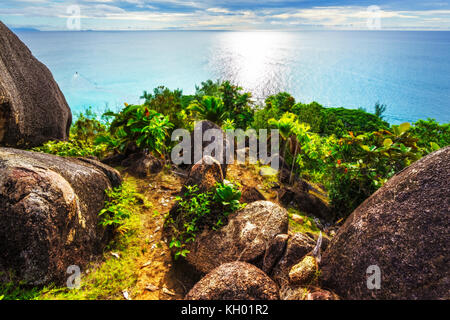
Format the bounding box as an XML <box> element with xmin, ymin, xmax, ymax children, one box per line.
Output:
<box><xmin>324</xmin><ymin>122</ymin><xmax>425</xmax><ymax>218</ymax></box>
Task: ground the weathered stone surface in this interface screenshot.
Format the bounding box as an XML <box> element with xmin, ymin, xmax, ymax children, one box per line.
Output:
<box><xmin>185</xmin><ymin>262</ymin><xmax>279</xmax><ymax>300</ymax></box>
<box><xmin>271</xmin><ymin>232</ymin><xmax>316</xmax><ymax>286</ymax></box>
<box><xmin>278</xmin><ymin>183</ymin><xmax>333</xmax><ymax>221</ymax></box>
<box><xmin>240</xmin><ymin>186</ymin><xmax>266</xmax><ymax>204</ymax></box>
<box><xmin>183</xmin><ymin>201</ymin><xmax>289</xmax><ymax>275</ymax></box>
<box><xmin>122</xmin><ymin>152</ymin><xmax>163</xmax><ymax>177</ymax></box>
<box><xmin>262</xmin><ymin>233</ymin><xmax>289</xmax><ymax>274</ymax></box>
<box><xmin>279</xmin><ymin>284</ymin><xmax>309</xmax><ymax>300</ymax></box>
<box><xmin>76</xmin><ymin>157</ymin><xmax>122</xmax><ymax>187</ymax></box>
<box><xmin>0</xmin><ymin>22</ymin><xmax>72</xmax><ymax>148</ymax></box>
<box><xmin>0</xmin><ymin>148</ymin><xmax>121</xmax><ymax>285</ymax></box>
<box><xmin>289</xmin><ymin>255</ymin><xmax>317</xmax><ymax>285</ymax></box>
<box><xmin>183</xmin><ymin>155</ymin><xmax>223</xmax><ymax>193</ymax></box>
<box><xmin>321</xmin><ymin>147</ymin><xmax>450</xmax><ymax>300</ymax></box>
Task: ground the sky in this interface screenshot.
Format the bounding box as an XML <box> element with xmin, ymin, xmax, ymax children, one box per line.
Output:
<box><xmin>1</xmin><ymin>0</ymin><xmax>450</xmax><ymax>31</ymax></box>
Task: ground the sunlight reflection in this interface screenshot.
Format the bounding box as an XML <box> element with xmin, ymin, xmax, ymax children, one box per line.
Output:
<box><xmin>210</xmin><ymin>32</ymin><xmax>295</xmax><ymax>101</ymax></box>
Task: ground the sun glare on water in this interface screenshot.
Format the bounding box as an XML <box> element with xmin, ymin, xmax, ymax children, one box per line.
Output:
<box><xmin>210</xmin><ymin>31</ymin><xmax>295</xmax><ymax>101</ymax></box>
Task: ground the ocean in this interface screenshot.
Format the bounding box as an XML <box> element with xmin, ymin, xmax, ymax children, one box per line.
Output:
<box><xmin>15</xmin><ymin>30</ymin><xmax>450</xmax><ymax>124</ymax></box>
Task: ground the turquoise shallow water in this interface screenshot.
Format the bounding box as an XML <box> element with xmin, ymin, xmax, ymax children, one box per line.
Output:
<box><xmin>16</xmin><ymin>30</ymin><xmax>450</xmax><ymax>124</ymax></box>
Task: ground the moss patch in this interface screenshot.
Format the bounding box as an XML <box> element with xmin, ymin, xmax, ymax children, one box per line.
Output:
<box><xmin>287</xmin><ymin>208</ymin><xmax>322</xmax><ymax>236</ymax></box>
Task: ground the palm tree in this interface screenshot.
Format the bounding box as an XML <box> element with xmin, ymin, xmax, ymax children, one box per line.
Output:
<box><xmin>269</xmin><ymin>113</ymin><xmax>296</xmax><ymax>165</ymax></box>
<box><xmin>188</xmin><ymin>96</ymin><xmax>228</xmax><ymax>125</ymax></box>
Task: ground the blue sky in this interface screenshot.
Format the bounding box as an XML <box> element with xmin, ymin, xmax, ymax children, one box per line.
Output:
<box><xmin>1</xmin><ymin>0</ymin><xmax>449</xmax><ymax>31</ymax></box>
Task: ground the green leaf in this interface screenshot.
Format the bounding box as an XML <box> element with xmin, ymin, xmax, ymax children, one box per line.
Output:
<box><xmin>361</xmin><ymin>145</ymin><xmax>371</xmax><ymax>152</ymax></box>
<box><xmin>398</xmin><ymin>122</ymin><xmax>411</xmax><ymax>135</ymax></box>
<box><xmin>430</xmin><ymin>142</ymin><xmax>440</xmax><ymax>151</ymax></box>
<box><xmin>383</xmin><ymin>138</ymin><xmax>393</xmax><ymax>148</ymax></box>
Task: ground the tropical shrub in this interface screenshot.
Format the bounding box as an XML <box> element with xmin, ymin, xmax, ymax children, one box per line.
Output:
<box><xmin>103</xmin><ymin>104</ymin><xmax>173</xmax><ymax>157</ymax></box>
<box><xmin>165</xmin><ymin>181</ymin><xmax>244</xmax><ymax>259</ymax></box>
<box><xmin>291</xmin><ymin>122</ymin><xmax>336</xmax><ymax>181</ymax></box>
<box><xmin>70</xmin><ymin>107</ymin><xmax>108</xmax><ymax>143</ymax></box>
<box><xmin>410</xmin><ymin>118</ymin><xmax>450</xmax><ymax>153</ymax></box>
<box><xmin>195</xmin><ymin>79</ymin><xmax>221</xmax><ymax>97</ymax></box>
<box><xmin>219</xmin><ymin>81</ymin><xmax>254</xmax><ymax>129</ymax></box>
<box><xmin>253</xmin><ymin>92</ymin><xmax>295</xmax><ymax>130</ymax></box>
<box><xmin>253</xmin><ymin>104</ymin><xmax>284</xmax><ymax>131</ymax></box>
<box><xmin>140</xmin><ymin>86</ymin><xmax>191</xmax><ymax>129</ymax></box>
<box><xmin>188</xmin><ymin>96</ymin><xmax>228</xmax><ymax>125</ymax></box>
<box><xmin>213</xmin><ymin>180</ymin><xmax>242</xmax><ymax>217</ymax></box>
<box><xmin>268</xmin><ymin>112</ymin><xmax>296</xmax><ymax>160</ymax></box>
<box><xmin>99</xmin><ymin>182</ymin><xmax>139</xmax><ymax>235</ymax></box>
<box><xmin>291</xmin><ymin>103</ymin><xmax>389</xmax><ymax>137</ymax></box>
<box><xmin>269</xmin><ymin>112</ymin><xmax>334</xmax><ymax>182</ymax></box>
<box><xmin>222</xmin><ymin>119</ymin><xmax>236</xmax><ymax>131</ymax></box>
<box><xmin>194</xmin><ymin>80</ymin><xmax>254</xmax><ymax>129</ymax></box>
<box><xmin>324</xmin><ymin>123</ymin><xmax>423</xmax><ymax>218</ymax></box>
<box><xmin>292</xmin><ymin>101</ymin><xmax>324</xmax><ymax>133</ymax></box>
<box><xmin>265</xmin><ymin>92</ymin><xmax>296</xmax><ymax>113</ymax></box>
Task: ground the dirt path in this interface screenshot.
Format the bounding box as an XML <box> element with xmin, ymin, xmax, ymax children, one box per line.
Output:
<box><xmin>125</xmin><ymin>163</ymin><xmax>276</xmax><ymax>300</ymax></box>
<box><xmin>127</xmin><ymin>162</ymin><xmax>312</xmax><ymax>300</ymax></box>
<box><xmin>129</xmin><ymin>169</ymin><xmax>186</xmax><ymax>300</ymax></box>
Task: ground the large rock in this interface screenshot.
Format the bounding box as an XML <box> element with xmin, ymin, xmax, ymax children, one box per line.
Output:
<box><xmin>189</xmin><ymin>120</ymin><xmax>230</xmax><ymax>177</ymax></box>
<box><xmin>122</xmin><ymin>152</ymin><xmax>163</xmax><ymax>177</ymax></box>
<box><xmin>183</xmin><ymin>201</ymin><xmax>289</xmax><ymax>275</ymax></box>
<box><xmin>240</xmin><ymin>186</ymin><xmax>266</xmax><ymax>204</ymax></box>
<box><xmin>0</xmin><ymin>148</ymin><xmax>121</xmax><ymax>285</ymax></box>
<box><xmin>278</xmin><ymin>182</ymin><xmax>333</xmax><ymax>222</ymax></box>
<box><xmin>183</xmin><ymin>155</ymin><xmax>223</xmax><ymax>193</ymax></box>
<box><xmin>321</xmin><ymin>147</ymin><xmax>450</xmax><ymax>300</ymax></box>
<box><xmin>0</xmin><ymin>22</ymin><xmax>72</xmax><ymax>148</ymax></box>
<box><xmin>185</xmin><ymin>262</ymin><xmax>279</xmax><ymax>300</ymax></box>
<box><xmin>271</xmin><ymin>232</ymin><xmax>316</xmax><ymax>286</ymax></box>
<box><xmin>288</xmin><ymin>255</ymin><xmax>317</xmax><ymax>285</ymax></box>
<box><xmin>262</xmin><ymin>233</ymin><xmax>289</xmax><ymax>274</ymax></box>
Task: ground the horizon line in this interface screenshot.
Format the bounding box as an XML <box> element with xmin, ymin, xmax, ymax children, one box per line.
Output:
<box><xmin>12</xmin><ymin>28</ymin><xmax>450</xmax><ymax>32</ymax></box>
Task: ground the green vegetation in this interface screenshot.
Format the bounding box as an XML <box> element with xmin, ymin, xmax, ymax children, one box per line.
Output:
<box><xmin>188</xmin><ymin>95</ymin><xmax>228</xmax><ymax>125</ymax></box>
<box><xmin>99</xmin><ymin>183</ymin><xmax>141</xmax><ymax>235</ymax></box>
<box><xmin>32</xmin><ymin>139</ymin><xmax>106</xmax><ymax>158</ymax></box>
<box><xmin>140</xmin><ymin>86</ymin><xmax>191</xmax><ymax>129</ymax></box>
<box><xmin>287</xmin><ymin>208</ymin><xmax>322</xmax><ymax>236</ymax></box>
<box><xmin>410</xmin><ymin>118</ymin><xmax>450</xmax><ymax>153</ymax></box>
<box><xmin>33</xmin><ymin>107</ymin><xmax>109</xmax><ymax>158</ymax></box>
<box><xmin>165</xmin><ymin>180</ymin><xmax>245</xmax><ymax>259</ymax></box>
<box><xmin>102</xmin><ymin>104</ymin><xmax>173</xmax><ymax>157</ymax></box>
<box><xmin>32</xmin><ymin>79</ymin><xmax>449</xmax><ymax>220</ymax></box>
<box><xmin>8</xmin><ymin>79</ymin><xmax>450</xmax><ymax>300</ymax></box>
<box><xmin>324</xmin><ymin>123</ymin><xmax>423</xmax><ymax>217</ymax></box>
<box><xmin>194</xmin><ymin>80</ymin><xmax>254</xmax><ymax>129</ymax></box>
<box><xmin>70</xmin><ymin>106</ymin><xmax>108</xmax><ymax>143</ymax></box>
<box><xmin>252</xmin><ymin>92</ymin><xmax>447</xmax><ymax>217</ymax></box>
<box><xmin>0</xmin><ymin>280</ymin><xmax>41</xmax><ymax>300</ymax></box>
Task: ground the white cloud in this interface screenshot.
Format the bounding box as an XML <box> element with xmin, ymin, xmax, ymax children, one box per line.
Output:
<box><xmin>270</xmin><ymin>6</ymin><xmax>450</xmax><ymax>29</ymax></box>
<box><xmin>1</xmin><ymin>2</ymin><xmax>449</xmax><ymax>30</ymax></box>
<box><xmin>207</xmin><ymin>8</ymin><xmax>231</xmax><ymax>14</ymax></box>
